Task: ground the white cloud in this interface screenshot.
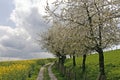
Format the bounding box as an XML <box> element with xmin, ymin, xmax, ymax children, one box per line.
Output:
<box><xmin>0</xmin><ymin>26</ymin><xmax>29</xmax><ymax>51</ymax></box>
<box><xmin>0</xmin><ymin>44</ymin><xmax>6</xmax><ymax>53</ymax></box>
<box><xmin>10</xmin><ymin>0</ymin><xmax>51</xmax><ymax>38</ymax></box>
<box><xmin>0</xmin><ymin>25</ymin><xmax>54</xmax><ymax>60</ymax></box>
<box><xmin>0</xmin><ymin>57</ymin><xmax>23</xmax><ymax>61</ymax></box>
<box><xmin>0</xmin><ymin>0</ymin><xmax>56</xmax><ymax>60</ymax></box>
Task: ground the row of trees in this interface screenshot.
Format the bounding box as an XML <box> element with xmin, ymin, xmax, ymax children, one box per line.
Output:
<box><xmin>39</xmin><ymin>0</ymin><xmax>120</xmax><ymax>80</ymax></box>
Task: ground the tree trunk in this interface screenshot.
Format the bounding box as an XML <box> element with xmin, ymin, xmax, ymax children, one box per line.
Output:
<box><xmin>97</xmin><ymin>48</ymin><xmax>106</xmax><ymax>80</ymax></box>
<box><xmin>58</xmin><ymin>56</ymin><xmax>62</xmax><ymax>69</ymax></box>
<box><xmin>73</xmin><ymin>54</ymin><xmax>76</xmax><ymax>67</ymax></box>
<box><xmin>61</xmin><ymin>55</ymin><xmax>66</xmax><ymax>66</ymax></box>
<box><xmin>70</xmin><ymin>54</ymin><xmax>72</xmax><ymax>58</ymax></box>
<box><xmin>82</xmin><ymin>54</ymin><xmax>86</xmax><ymax>73</ymax></box>
<box><xmin>58</xmin><ymin>57</ymin><xmax>61</xmax><ymax>64</ymax></box>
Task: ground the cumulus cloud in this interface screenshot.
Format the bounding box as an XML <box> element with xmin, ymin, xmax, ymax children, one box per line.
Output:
<box><xmin>10</xmin><ymin>0</ymin><xmax>51</xmax><ymax>38</ymax></box>
<box><xmin>0</xmin><ymin>26</ymin><xmax>54</xmax><ymax>59</ymax></box>
<box><xmin>0</xmin><ymin>0</ymin><xmax>56</xmax><ymax>60</ymax></box>
<box><xmin>0</xmin><ymin>26</ymin><xmax>30</xmax><ymax>49</ymax></box>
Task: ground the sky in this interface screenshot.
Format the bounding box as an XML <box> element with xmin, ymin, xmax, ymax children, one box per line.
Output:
<box><xmin>0</xmin><ymin>0</ymin><xmax>55</xmax><ymax>60</ymax></box>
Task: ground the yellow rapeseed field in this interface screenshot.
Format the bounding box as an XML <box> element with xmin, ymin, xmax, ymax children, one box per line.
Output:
<box><xmin>0</xmin><ymin>60</ymin><xmax>36</xmax><ymax>80</ymax></box>
<box><xmin>0</xmin><ymin>58</ymin><xmax>54</xmax><ymax>80</ymax></box>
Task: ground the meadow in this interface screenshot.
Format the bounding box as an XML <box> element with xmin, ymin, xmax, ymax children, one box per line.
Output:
<box><xmin>52</xmin><ymin>49</ymin><xmax>120</xmax><ymax>80</ymax></box>
<box><xmin>0</xmin><ymin>58</ymin><xmax>54</xmax><ymax>80</ymax></box>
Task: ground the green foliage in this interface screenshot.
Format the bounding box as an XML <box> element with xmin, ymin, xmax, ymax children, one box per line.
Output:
<box><xmin>54</xmin><ymin>49</ymin><xmax>120</xmax><ymax>80</ymax></box>
<box><xmin>52</xmin><ymin>65</ymin><xmax>66</xmax><ymax>80</ymax></box>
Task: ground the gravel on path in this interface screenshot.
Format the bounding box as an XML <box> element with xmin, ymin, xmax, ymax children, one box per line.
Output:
<box><xmin>48</xmin><ymin>63</ymin><xmax>57</xmax><ymax>80</ymax></box>
<box><xmin>37</xmin><ymin>66</ymin><xmax>45</xmax><ymax>80</ymax></box>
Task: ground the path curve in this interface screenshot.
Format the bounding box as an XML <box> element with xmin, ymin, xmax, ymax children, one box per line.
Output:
<box><xmin>37</xmin><ymin>63</ymin><xmax>50</xmax><ymax>80</ymax></box>
<box><xmin>37</xmin><ymin>66</ymin><xmax>45</xmax><ymax>80</ymax></box>
<box><xmin>48</xmin><ymin>63</ymin><xmax>57</xmax><ymax>80</ymax></box>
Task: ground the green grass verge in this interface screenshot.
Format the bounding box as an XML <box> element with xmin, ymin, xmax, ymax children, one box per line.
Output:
<box><xmin>52</xmin><ymin>49</ymin><xmax>120</xmax><ymax>80</ymax></box>
<box><xmin>52</xmin><ymin>65</ymin><xmax>66</xmax><ymax>80</ymax></box>
<box><xmin>26</xmin><ymin>63</ymin><xmax>41</xmax><ymax>80</ymax></box>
